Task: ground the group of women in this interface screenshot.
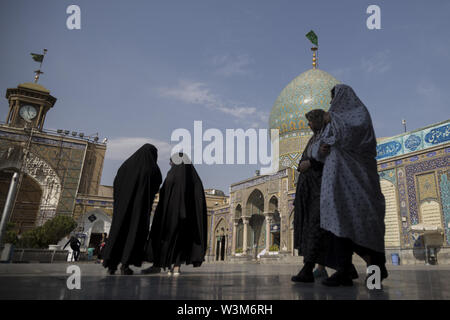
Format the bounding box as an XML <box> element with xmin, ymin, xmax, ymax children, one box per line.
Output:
<box><xmin>292</xmin><ymin>84</ymin><xmax>388</xmax><ymax>287</ymax></box>
<box><xmin>101</xmin><ymin>147</ymin><xmax>207</xmax><ymax>276</ymax></box>
<box><xmin>101</xmin><ymin>83</ymin><xmax>387</xmax><ymax>287</ymax></box>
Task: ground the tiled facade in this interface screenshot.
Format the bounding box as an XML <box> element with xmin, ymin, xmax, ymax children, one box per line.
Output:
<box><xmin>375</xmin><ymin>121</ymin><xmax>450</xmax><ymax>264</ymax></box>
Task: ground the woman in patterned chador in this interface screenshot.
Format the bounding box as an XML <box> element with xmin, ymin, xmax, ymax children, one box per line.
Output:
<box><xmin>319</xmin><ymin>84</ymin><xmax>387</xmax><ymax>287</ymax></box>
<box><xmin>292</xmin><ymin>109</ymin><xmax>358</xmax><ymax>283</ymax></box>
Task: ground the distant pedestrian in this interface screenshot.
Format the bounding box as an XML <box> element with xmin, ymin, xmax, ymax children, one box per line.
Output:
<box><xmin>97</xmin><ymin>232</ymin><xmax>108</xmax><ymax>263</ymax></box>
<box><xmin>64</xmin><ymin>235</ymin><xmax>81</xmax><ymax>262</ymax></box>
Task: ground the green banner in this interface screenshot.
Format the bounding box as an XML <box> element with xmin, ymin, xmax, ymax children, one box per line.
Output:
<box><xmin>31</xmin><ymin>53</ymin><xmax>44</xmax><ymax>63</ymax></box>
<box><xmin>305</xmin><ymin>30</ymin><xmax>318</xmax><ymax>46</ymax></box>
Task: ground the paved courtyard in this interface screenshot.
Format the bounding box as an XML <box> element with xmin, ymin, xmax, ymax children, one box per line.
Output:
<box><xmin>0</xmin><ymin>262</ymin><xmax>449</xmax><ymax>300</ymax></box>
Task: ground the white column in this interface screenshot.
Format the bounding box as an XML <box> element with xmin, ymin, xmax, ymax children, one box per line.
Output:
<box><xmin>232</xmin><ymin>221</ymin><xmax>238</xmax><ymax>255</ymax></box>
<box><xmin>265</xmin><ymin>217</ymin><xmax>272</xmax><ymax>253</ymax></box>
<box><xmin>243</xmin><ymin>217</ymin><xmax>249</xmax><ymax>255</ymax></box>
<box><xmin>264</xmin><ymin>212</ymin><xmax>273</xmax><ymax>253</ymax></box>
<box><xmin>217</xmin><ymin>236</ymin><xmax>222</xmax><ymax>261</ymax></box>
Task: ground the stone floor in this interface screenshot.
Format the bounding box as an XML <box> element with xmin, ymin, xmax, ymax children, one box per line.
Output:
<box><xmin>0</xmin><ymin>262</ymin><xmax>449</xmax><ymax>300</ymax></box>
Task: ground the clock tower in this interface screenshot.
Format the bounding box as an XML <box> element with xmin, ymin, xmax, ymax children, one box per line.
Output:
<box><xmin>5</xmin><ymin>49</ymin><xmax>57</xmax><ymax>131</ymax></box>
<box><xmin>5</xmin><ymin>82</ymin><xmax>57</xmax><ymax>131</ymax></box>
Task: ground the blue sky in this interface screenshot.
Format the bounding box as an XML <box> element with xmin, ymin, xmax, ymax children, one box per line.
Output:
<box><xmin>1</xmin><ymin>0</ymin><xmax>449</xmax><ymax>193</ymax></box>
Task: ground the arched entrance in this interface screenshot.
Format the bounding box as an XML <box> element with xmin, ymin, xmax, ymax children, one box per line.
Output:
<box><xmin>77</xmin><ymin>209</ymin><xmax>112</xmax><ymax>251</ymax></box>
<box><xmin>0</xmin><ymin>170</ymin><xmax>42</xmax><ymax>233</ymax></box>
<box><xmin>234</xmin><ymin>204</ymin><xmax>243</xmax><ymax>253</ymax></box>
<box><xmin>214</xmin><ymin>218</ymin><xmax>228</xmax><ymax>261</ymax></box>
<box><xmin>246</xmin><ymin>189</ymin><xmax>265</xmax><ymax>258</ymax></box>
<box><xmin>0</xmin><ymin>151</ymin><xmax>62</xmax><ymax>229</ymax></box>
<box><xmin>269</xmin><ymin>196</ymin><xmax>280</xmax><ymax>250</ymax></box>
<box><xmin>249</xmin><ymin>214</ymin><xmax>265</xmax><ymax>258</ymax></box>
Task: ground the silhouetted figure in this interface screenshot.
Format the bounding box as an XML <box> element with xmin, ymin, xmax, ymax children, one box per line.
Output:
<box><xmin>102</xmin><ymin>144</ymin><xmax>162</xmax><ymax>275</ymax></box>
<box><xmin>64</xmin><ymin>236</ymin><xmax>81</xmax><ymax>262</ymax></box>
<box><xmin>143</xmin><ymin>153</ymin><xmax>207</xmax><ymax>276</ymax></box>
<box><xmin>97</xmin><ymin>232</ymin><xmax>108</xmax><ymax>263</ymax></box>
<box><xmin>292</xmin><ymin>109</ymin><xmax>358</xmax><ymax>283</ymax></box>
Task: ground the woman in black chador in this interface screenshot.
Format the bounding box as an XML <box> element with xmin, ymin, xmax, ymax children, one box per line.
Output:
<box><xmin>102</xmin><ymin>144</ymin><xmax>162</xmax><ymax>275</ymax></box>
<box><xmin>292</xmin><ymin>109</ymin><xmax>359</xmax><ymax>283</ymax></box>
<box><xmin>292</xmin><ymin>109</ymin><xmax>332</xmax><ymax>282</ymax></box>
<box><xmin>144</xmin><ymin>153</ymin><xmax>207</xmax><ymax>276</ymax></box>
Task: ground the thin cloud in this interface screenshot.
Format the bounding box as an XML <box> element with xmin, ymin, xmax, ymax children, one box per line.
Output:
<box><xmin>417</xmin><ymin>81</ymin><xmax>441</xmax><ymax>100</ymax></box>
<box><xmin>158</xmin><ymin>80</ymin><xmax>268</xmax><ymax>126</ymax></box>
<box><xmin>416</xmin><ymin>80</ymin><xmax>447</xmax><ymax>112</ymax></box>
<box><xmin>329</xmin><ymin>67</ymin><xmax>351</xmax><ymax>81</ymax></box>
<box><xmin>361</xmin><ymin>50</ymin><xmax>391</xmax><ymax>74</ymax></box>
<box><xmin>105</xmin><ymin>137</ymin><xmax>172</xmax><ymax>161</ymax></box>
<box><xmin>211</xmin><ymin>54</ymin><xmax>253</xmax><ymax>77</ymax></box>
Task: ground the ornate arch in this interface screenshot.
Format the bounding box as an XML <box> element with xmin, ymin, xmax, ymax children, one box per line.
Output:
<box><xmin>23</xmin><ymin>152</ymin><xmax>62</xmax><ymax>226</ymax></box>
<box><xmin>234</xmin><ymin>204</ymin><xmax>242</xmax><ymax>219</ymax></box>
<box><xmin>246</xmin><ymin>188</ymin><xmax>264</xmax><ymax>216</ymax></box>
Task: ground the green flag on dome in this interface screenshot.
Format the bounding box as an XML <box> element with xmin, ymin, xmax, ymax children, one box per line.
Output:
<box><xmin>31</xmin><ymin>53</ymin><xmax>44</xmax><ymax>63</ymax></box>
<box><xmin>305</xmin><ymin>30</ymin><xmax>318</xmax><ymax>46</ymax></box>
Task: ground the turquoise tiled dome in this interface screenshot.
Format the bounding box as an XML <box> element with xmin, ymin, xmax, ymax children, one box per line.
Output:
<box><xmin>269</xmin><ymin>69</ymin><xmax>340</xmax><ymax>136</ymax></box>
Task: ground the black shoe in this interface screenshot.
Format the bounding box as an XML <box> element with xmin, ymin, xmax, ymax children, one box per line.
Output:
<box><xmin>141</xmin><ymin>266</ymin><xmax>161</xmax><ymax>274</ymax></box>
<box><xmin>107</xmin><ymin>268</ymin><xmax>116</xmax><ymax>275</ymax></box>
<box><xmin>322</xmin><ymin>271</ymin><xmax>353</xmax><ymax>287</ymax></box>
<box><xmin>120</xmin><ymin>266</ymin><xmax>134</xmax><ymax>275</ymax></box>
<box><xmin>350</xmin><ymin>264</ymin><xmax>359</xmax><ymax>280</ymax></box>
<box><xmin>291</xmin><ymin>267</ymin><xmax>314</xmax><ymax>283</ymax></box>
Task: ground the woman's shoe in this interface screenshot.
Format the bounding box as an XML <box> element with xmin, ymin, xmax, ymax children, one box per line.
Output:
<box><xmin>291</xmin><ymin>267</ymin><xmax>314</xmax><ymax>283</ymax></box>
<box><xmin>107</xmin><ymin>268</ymin><xmax>116</xmax><ymax>275</ymax></box>
<box><xmin>120</xmin><ymin>266</ymin><xmax>134</xmax><ymax>275</ymax></box>
<box><xmin>141</xmin><ymin>266</ymin><xmax>161</xmax><ymax>274</ymax></box>
<box><xmin>313</xmin><ymin>268</ymin><xmax>328</xmax><ymax>279</ymax></box>
<box><xmin>322</xmin><ymin>271</ymin><xmax>353</xmax><ymax>287</ymax></box>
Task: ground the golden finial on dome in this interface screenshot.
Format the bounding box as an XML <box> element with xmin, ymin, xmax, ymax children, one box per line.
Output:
<box><xmin>305</xmin><ymin>30</ymin><xmax>318</xmax><ymax>69</ymax></box>
<box><xmin>311</xmin><ymin>47</ymin><xmax>318</xmax><ymax>69</ymax></box>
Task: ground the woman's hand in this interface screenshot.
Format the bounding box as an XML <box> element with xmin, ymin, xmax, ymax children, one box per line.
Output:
<box><xmin>319</xmin><ymin>144</ymin><xmax>330</xmax><ymax>156</ymax></box>
<box><xmin>298</xmin><ymin>160</ymin><xmax>311</xmax><ymax>173</ymax></box>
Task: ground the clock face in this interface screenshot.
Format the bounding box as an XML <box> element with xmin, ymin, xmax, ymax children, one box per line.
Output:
<box><xmin>19</xmin><ymin>105</ymin><xmax>37</xmax><ymax>122</ymax></box>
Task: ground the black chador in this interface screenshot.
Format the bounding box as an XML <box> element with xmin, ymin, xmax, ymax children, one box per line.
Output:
<box><xmin>292</xmin><ymin>109</ymin><xmax>337</xmax><ymax>282</ymax></box>
<box><xmin>146</xmin><ymin>153</ymin><xmax>207</xmax><ymax>272</ymax></box>
<box><xmin>102</xmin><ymin>144</ymin><xmax>162</xmax><ymax>275</ymax></box>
